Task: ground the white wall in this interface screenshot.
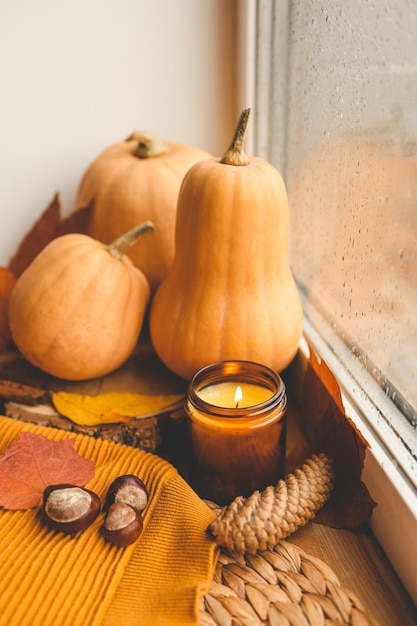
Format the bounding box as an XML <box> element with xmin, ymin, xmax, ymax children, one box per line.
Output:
<box><xmin>0</xmin><ymin>0</ymin><xmax>237</xmax><ymax>266</ymax></box>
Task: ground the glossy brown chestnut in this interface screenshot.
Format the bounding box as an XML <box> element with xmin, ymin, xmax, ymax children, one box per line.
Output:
<box><xmin>42</xmin><ymin>484</ymin><xmax>101</xmax><ymax>535</ymax></box>
<box><xmin>105</xmin><ymin>474</ymin><xmax>148</xmax><ymax>512</ymax></box>
<box><xmin>102</xmin><ymin>502</ymin><xmax>143</xmax><ymax>547</ymax></box>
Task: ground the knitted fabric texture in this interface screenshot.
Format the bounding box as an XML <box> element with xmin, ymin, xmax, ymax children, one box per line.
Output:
<box><xmin>0</xmin><ymin>416</ymin><xmax>217</xmax><ymax>626</ymax></box>
<box><xmin>208</xmin><ymin>453</ymin><xmax>335</xmax><ymax>555</ymax></box>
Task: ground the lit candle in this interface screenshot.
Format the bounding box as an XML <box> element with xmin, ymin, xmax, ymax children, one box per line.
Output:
<box><xmin>185</xmin><ymin>360</ymin><xmax>288</xmax><ymax>505</ymax></box>
<box><xmin>198</xmin><ymin>381</ymin><xmax>273</xmax><ymax>408</ymax></box>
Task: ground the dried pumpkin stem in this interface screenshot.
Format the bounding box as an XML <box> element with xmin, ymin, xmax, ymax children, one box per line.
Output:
<box><xmin>126</xmin><ymin>131</ymin><xmax>170</xmax><ymax>159</ymax></box>
<box><xmin>106</xmin><ymin>221</ymin><xmax>154</xmax><ymax>260</ymax></box>
<box><xmin>220</xmin><ymin>108</ymin><xmax>251</xmax><ymax>166</ymax></box>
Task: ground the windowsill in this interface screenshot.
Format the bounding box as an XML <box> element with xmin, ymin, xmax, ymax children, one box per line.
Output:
<box><xmin>301</xmin><ymin>320</ymin><xmax>417</xmax><ymax>606</ymax></box>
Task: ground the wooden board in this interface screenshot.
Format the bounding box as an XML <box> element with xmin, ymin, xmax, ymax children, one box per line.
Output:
<box><xmin>0</xmin><ymin>335</ymin><xmax>188</xmax><ymax>457</ymax></box>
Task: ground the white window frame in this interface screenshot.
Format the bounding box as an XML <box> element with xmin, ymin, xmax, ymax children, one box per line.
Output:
<box><xmin>238</xmin><ymin>0</ymin><xmax>417</xmax><ymax>604</ymax></box>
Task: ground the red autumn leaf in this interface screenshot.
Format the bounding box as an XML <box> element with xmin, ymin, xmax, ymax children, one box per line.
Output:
<box><xmin>0</xmin><ymin>433</ymin><xmax>95</xmax><ymax>510</ymax></box>
<box><xmin>7</xmin><ymin>193</ymin><xmax>93</xmax><ymax>278</ymax></box>
<box><xmin>0</xmin><ymin>267</ymin><xmax>16</xmax><ymax>353</ymax></box>
<box><xmin>7</xmin><ymin>194</ymin><xmax>62</xmax><ymax>278</ymax></box>
<box><xmin>55</xmin><ymin>202</ymin><xmax>94</xmax><ymax>238</ymax></box>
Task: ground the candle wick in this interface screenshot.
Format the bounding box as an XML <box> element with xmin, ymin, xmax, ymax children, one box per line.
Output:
<box><xmin>234</xmin><ymin>385</ymin><xmax>243</xmax><ymax>408</ymax></box>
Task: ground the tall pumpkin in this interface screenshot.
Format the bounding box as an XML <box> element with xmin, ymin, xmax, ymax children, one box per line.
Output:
<box><xmin>149</xmin><ymin>109</ymin><xmax>303</xmax><ymax>380</ymax></box>
<box><xmin>74</xmin><ymin>131</ymin><xmax>211</xmax><ymax>292</ymax></box>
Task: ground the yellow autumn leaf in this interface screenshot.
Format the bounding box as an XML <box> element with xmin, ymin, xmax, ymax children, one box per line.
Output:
<box><xmin>52</xmin><ymin>391</ymin><xmax>185</xmax><ymax>427</ymax></box>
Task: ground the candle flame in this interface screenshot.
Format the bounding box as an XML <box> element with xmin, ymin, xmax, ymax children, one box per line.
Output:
<box><xmin>234</xmin><ymin>385</ymin><xmax>243</xmax><ymax>408</ymax></box>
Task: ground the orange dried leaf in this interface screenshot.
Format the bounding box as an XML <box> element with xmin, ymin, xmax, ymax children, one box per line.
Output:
<box><xmin>0</xmin><ymin>267</ymin><xmax>16</xmax><ymax>353</ymax></box>
<box><xmin>0</xmin><ymin>433</ymin><xmax>95</xmax><ymax>510</ymax></box>
<box><xmin>293</xmin><ymin>341</ymin><xmax>376</xmax><ymax>528</ymax></box>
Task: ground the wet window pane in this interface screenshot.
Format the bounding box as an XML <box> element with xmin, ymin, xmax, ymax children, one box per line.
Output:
<box><xmin>253</xmin><ymin>1</ymin><xmax>417</xmax><ymax>439</ymax></box>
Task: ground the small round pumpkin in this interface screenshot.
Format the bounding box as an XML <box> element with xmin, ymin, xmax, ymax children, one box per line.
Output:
<box><xmin>150</xmin><ymin>109</ymin><xmax>303</xmax><ymax>380</ymax></box>
<box><xmin>74</xmin><ymin>131</ymin><xmax>211</xmax><ymax>292</ymax></box>
<box><xmin>8</xmin><ymin>222</ymin><xmax>153</xmax><ymax>381</ymax></box>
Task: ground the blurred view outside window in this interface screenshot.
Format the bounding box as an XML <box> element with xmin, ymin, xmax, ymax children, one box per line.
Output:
<box><xmin>251</xmin><ymin>0</ymin><xmax>417</xmax><ymax>485</ymax></box>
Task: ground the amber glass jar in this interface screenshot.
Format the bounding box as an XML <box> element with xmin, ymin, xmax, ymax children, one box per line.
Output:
<box><xmin>185</xmin><ymin>360</ymin><xmax>288</xmax><ymax>505</ymax></box>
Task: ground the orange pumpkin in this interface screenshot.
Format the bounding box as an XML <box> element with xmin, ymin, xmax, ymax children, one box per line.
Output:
<box><xmin>74</xmin><ymin>131</ymin><xmax>211</xmax><ymax>292</ymax></box>
<box><xmin>150</xmin><ymin>109</ymin><xmax>303</xmax><ymax>380</ymax></box>
<box><xmin>9</xmin><ymin>223</ymin><xmax>153</xmax><ymax>380</ymax></box>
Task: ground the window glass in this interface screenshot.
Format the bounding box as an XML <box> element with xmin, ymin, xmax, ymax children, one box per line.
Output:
<box><xmin>253</xmin><ymin>0</ymin><xmax>417</xmax><ymax>475</ymax></box>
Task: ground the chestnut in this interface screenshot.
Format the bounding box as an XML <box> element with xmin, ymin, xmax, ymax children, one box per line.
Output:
<box><xmin>102</xmin><ymin>502</ymin><xmax>143</xmax><ymax>547</ymax></box>
<box><xmin>42</xmin><ymin>484</ymin><xmax>101</xmax><ymax>535</ymax></box>
<box><xmin>105</xmin><ymin>474</ymin><xmax>148</xmax><ymax>513</ymax></box>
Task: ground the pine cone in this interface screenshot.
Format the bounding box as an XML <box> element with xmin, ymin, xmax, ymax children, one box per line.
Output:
<box><xmin>208</xmin><ymin>453</ymin><xmax>335</xmax><ymax>555</ymax></box>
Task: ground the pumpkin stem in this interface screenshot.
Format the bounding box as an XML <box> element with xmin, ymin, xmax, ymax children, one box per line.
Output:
<box><xmin>126</xmin><ymin>131</ymin><xmax>169</xmax><ymax>159</ymax></box>
<box><xmin>106</xmin><ymin>221</ymin><xmax>154</xmax><ymax>260</ymax></box>
<box><xmin>220</xmin><ymin>108</ymin><xmax>251</xmax><ymax>166</ymax></box>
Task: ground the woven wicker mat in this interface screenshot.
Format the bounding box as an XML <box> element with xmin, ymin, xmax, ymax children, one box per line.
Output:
<box><xmin>200</xmin><ymin>502</ymin><xmax>380</xmax><ymax>626</ymax></box>
<box><xmin>200</xmin><ymin>540</ymin><xmax>380</xmax><ymax>626</ymax></box>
